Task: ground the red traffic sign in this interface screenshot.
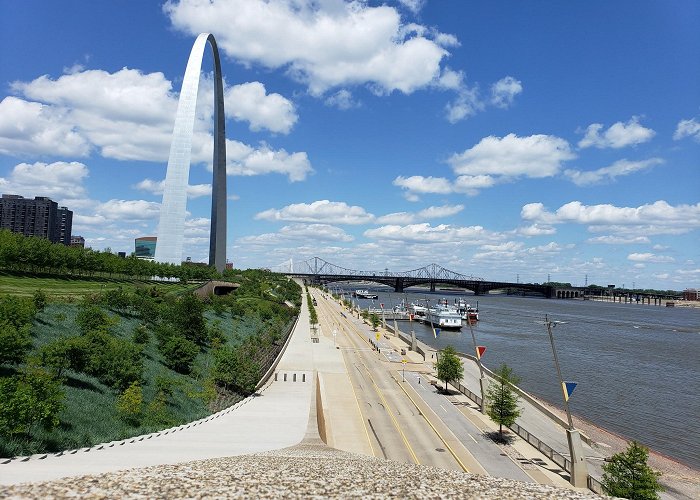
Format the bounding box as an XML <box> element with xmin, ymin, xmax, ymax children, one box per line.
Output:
<box><xmin>476</xmin><ymin>346</ymin><xmax>486</xmax><ymax>359</ymax></box>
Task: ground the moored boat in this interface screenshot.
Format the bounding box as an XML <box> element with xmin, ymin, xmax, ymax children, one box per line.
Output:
<box><xmin>354</xmin><ymin>289</ymin><xmax>379</xmax><ymax>299</ymax></box>
<box><xmin>454</xmin><ymin>298</ymin><xmax>479</xmax><ymax>321</ymax></box>
<box><xmin>427</xmin><ymin>304</ymin><xmax>462</xmax><ymax>329</ymax></box>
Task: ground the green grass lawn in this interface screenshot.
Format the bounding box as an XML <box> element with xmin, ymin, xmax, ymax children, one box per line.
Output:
<box><xmin>0</xmin><ymin>271</ymin><xmax>200</xmax><ymax>298</ymax></box>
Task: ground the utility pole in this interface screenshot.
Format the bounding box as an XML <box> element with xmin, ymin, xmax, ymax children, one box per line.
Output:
<box><xmin>544</xmin><ymin>316</ymin><xmax>588</xmax><ymax>487</ymax></box>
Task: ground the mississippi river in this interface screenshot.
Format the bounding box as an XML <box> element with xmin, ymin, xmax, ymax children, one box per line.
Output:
<box><xmin>339</xmin><ymin>286</ymin><xmax>700</xmax><ymax>469</ymax></box>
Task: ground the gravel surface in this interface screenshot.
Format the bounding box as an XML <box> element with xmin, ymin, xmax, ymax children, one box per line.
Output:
<box><xmin>1</xmin><ymin>443</ymin><xmax>604</xmax><ymax>499</ymax></box>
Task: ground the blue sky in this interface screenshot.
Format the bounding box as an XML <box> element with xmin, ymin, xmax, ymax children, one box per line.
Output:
<box><xmin>1</xmin><ymin>0</ymin><xmax>698</xmax><ymax>289</ymax></box>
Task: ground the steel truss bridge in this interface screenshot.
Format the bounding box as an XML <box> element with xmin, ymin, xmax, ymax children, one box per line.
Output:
<box><xmin>272</xmin><ymin>257</ymin><xmax>561</xmax><ymax>297</ymax></box>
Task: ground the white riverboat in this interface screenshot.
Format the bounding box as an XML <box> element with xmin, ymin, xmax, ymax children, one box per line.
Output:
<box><xmin>427</xmin><ymin>304</ymin><xmax>462</xmax><ymax>329</ymax></box>
<box><xmin>354</xmin><ymin>289</ymin><xmax>378</xmax><ymax>299</ymax></box>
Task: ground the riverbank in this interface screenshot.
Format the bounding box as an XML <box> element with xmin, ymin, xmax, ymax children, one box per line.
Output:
<box><xmin>531</xmin><ymin>395</ymin><xmax>699</xmax><ymax>499</ymax></box>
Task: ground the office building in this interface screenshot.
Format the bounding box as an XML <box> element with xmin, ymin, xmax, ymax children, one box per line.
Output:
<box><xmin>0</xmin><ymin>194</ymin><xmax>72</xmax><ymax>244</ymax></box>
<box><xmin>135</xmin><ymin>236</ymin><xmax>157</xmax><ymax>259</ymax></box>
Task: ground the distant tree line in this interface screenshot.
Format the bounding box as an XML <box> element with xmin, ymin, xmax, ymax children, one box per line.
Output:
<box><xmin>0</xmin><ymin>229</ymin><xmax>218</xmax><ymax>281</ymax></box>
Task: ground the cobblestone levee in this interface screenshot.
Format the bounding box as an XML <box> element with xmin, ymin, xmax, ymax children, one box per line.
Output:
<box><xmin>1</xmin><ymin>443</ymin><xmax>604</xmax><ymax>499</ymax></box>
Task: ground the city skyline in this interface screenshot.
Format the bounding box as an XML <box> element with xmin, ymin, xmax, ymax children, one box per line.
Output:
<box><xmin>0</xmin><ymin>1</ymin><xmax>698</xmax><ymax>288</ymax></box>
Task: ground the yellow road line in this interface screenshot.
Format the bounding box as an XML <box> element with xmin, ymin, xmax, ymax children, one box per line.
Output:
<box><xmin>392</xmin><ymin>372</ymin><xmax>471</xmax><ymax>473</ymax></box>
<box><xmin>316</xmin><ymin>292</ymin><xmax>420</xmax><ymax>464</ymax></box>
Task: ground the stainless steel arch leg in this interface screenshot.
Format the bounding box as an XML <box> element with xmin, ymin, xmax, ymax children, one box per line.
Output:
<box><xmin>156</xmin><ymin>33</ymin><xmax>227</xmax><ymax>272</ymax></box>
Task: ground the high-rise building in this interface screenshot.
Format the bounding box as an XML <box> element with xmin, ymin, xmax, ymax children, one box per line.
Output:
<box><xmin>135</xmin><ymin>236</ymin><xmax>157</xmax><ymax>259</ymax></box>
<box><xmin>70</xmin><ymin>235</ymin><xmax>85</xmax><ymax>248</ymax></box>
<box><xmin>0</xmin><ymin>194</ymin><xmax>73</xmax><ymax>244</ymax></box>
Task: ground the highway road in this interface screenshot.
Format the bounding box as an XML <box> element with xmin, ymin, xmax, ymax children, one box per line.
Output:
<box><xmin>313</xmin><ymin>290</ymin><xmax>463</xmax><ymax>471</ymax></box>
<box><xmin>311</xmin><ymin>289</ymin><xmax>547</xmax><ymax>481</ymax></box>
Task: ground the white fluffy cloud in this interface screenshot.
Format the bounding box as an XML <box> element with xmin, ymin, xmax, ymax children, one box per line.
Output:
<box><xmin>324</xmin><ymin>89</ymin><xmax>359</xmax><ymax>110</ymax></box>
<box><xmin>255</xmin><ymin>200</ymin><xmax>374</xmax><ymax>225</ymax></box>
<box><xmin>490</xmin><ymin>76</ymin><xmax>522</xmax><ymax>109</ymax></box>
<box><xmin>587</xmin><ymin>235</ymin><xmax>651</xmax><ymax>244</ymax></box>
<box><xmin>225</xmin><ymin>141</ymin><xmax>313</xmax><ymax>181</ymax></box>
<box><xmin>0</xmin><ymin>97</ymin><xmax>90</xmax><ymax>157</ymax></box>
<box><xmin>449</xmin><ymin>133</ymin><xmax>575</xmax><ymax>178</ymax></box>
<box><xmin>444</xmin><ymin>86</ymin><xmax>483</xmax><ymax>123</ymax></box>
<box><xmin>0</xmin><ymin>161</ymin><xmax>89</xmax><ymax>200</ymax></box>
<box><xmin>393</xmin><ymin>175</ymin><xmax>453</xmax><ymax>195</ymax></box>
<box><xmin>95</xmin><ymin>199</ymin><xmax>162</xmax><ymax>221</ymax></box>
<box><xmin>578</xmin><ymin>117</ymin><xmax>655</xmax><ymax>149</ymax></box>
<box><xmin>673</xmin><ymin>117</ymin><xmax>700</xmax><ymax>142</ymax></box>
<box><xmin>397</xmin><ymin>0</ymin><xmax>426</xmax><ymax>14</ymax></box>
<box><xmin>564</xmin><ymin>158</ymin><xmax>664</xmax><ymax>186</ymax></box>
<box><xmin>627</xmin><ymin>253</ymin><xmax>675</xmax><ymax>263</ymax></box>
<box><xmin>364</xmin><ymin>222</ymin><xmax>503</xmax><ymax>244</ymax></box>
<box><xmin>522</xmin><ymin>200</ymin><xmax>700</xmax><ymax>234</ymax></box>
<box><xmin>5</xmin><ymin>69</ymin><xmax>311</xmax><ymax>181</ymax></box>
<box><xmin>375</xmin><ymin>204</ymin><xmax>464</xmax><ymax>224</ymax></box>
<box><xmin>240</xmin><ymin>223</ymin><xmax>354</xmax><ymax>245</ymax></box>
<box><xmin>164</xmin><ymin>0</ymin><xmax>454</xmax><ymax>96</ymax></box>
<box><xmin>133</xmin><ymin>178</ymin><xmax>212</xmax><ymax>199</ymax></box>
<box><xmin>225</xmin><ymin>81</ymin><xmax>297</xmax><ymax>134</ymax></box>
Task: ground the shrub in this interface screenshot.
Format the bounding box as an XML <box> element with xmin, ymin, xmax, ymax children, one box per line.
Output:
<box><xmin>0</xmin><ymin>295</ymin><xmax>36</xmax><ymax>329</ymax></box>
<box><xmin>0</xmin><ymin>366</ymin><xmax>65</xmax><ymax>437</ymax></box>
<box><xmin>33</xmin><ymin>289</ymin><xmax>47</xmax><ymax>312</ymax></box>
<box><xmin>75</xmin><ymin>304</ymin><xmax>116</xmax><ymax>334</ymax></box>
<box><xmin>161</xmin><ymin>335</ymin><xmax>198</xmax><ymax>374</ymax></box>
<box><xmin>116</xmin><ymin>381</ymin><xmax>143</xmax><ymax>425</ymax></box>
<box><xmin>0</xmin><ymin>321</ymin><xmax>32</xmax><ymax>365</ymax></box>
<box><xmin>132</xmin><ymin>324</ymin><xmax>149</xmax><ymax>345</ymax></box>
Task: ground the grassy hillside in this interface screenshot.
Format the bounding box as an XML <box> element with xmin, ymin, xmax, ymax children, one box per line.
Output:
<box><xmin>0</xmin><ymin>270</ymin><xmax>300</xmax><ymax>457</ymax></box>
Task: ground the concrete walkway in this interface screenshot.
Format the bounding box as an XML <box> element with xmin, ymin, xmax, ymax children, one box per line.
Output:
<box><xmin>0</xmin><ymin>294</ymin><xmax>315</xmax><ymax>486</ymax></box>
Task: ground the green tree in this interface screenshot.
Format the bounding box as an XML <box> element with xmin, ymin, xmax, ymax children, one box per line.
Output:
<box><xmin>602</xmin><ymin>441</ymin><xmax>663</xmax><ymax>500</ymax></box>
<box><xmin>161</xmin><ymin>335</ymin><xmax>198</xmax><ymax>374</ymax></box>
<box><xmin>116</xmin><ymin>381</ymin><xmax>143</xmax><ymax>425</ymax></box>
<box><xmin>0</xmin><ymin>366</ymin><xmax>65</xmax><ymax>436</ymax></box>
<box><xmin>169</xmin><ymin>293</ymin><xmax>206</xmax><ymax>345</ymax></box>
<box><xmin>369</xmin><ymin>313</ymin><xmax>380</xmax><ymax>331</ymax></box>
<box><xmin>436</xmin><ymin>345</ymin><xmax>464</xmax><ymax>393</ymax></box>
<box><xmin>486</xmin><ymin>363</ymin><xmax>522</xmax><ymax>442</ymax></box>
<box><xmin>0</xmin><ymin>321</ymin><xmax>32</xmax><ymax>365</ymax></box>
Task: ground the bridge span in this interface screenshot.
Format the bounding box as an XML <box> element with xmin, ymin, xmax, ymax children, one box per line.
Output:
<box><xmin>276</xmin><ymin>258</ymin><xmax>577</xmax><ymax>298</ymax></box>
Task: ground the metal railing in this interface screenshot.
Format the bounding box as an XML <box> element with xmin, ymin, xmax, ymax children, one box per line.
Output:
<box><xmin>453</xmin><ymin>381</ymin><xmax>605</xmax><ymax>495</ymax></box>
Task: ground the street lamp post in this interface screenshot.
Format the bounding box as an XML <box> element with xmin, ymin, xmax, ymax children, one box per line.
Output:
<box><xmin>544</xmin><ymin>315</ymin><xmax>589</xmax><ymax>488</ymax></box>
<box><xmin>467</xmin><ymin>319</ymin><xmax>487</xmax><ymax>414</ymax></box>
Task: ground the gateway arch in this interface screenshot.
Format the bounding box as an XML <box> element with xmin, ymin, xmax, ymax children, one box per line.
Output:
<box><xmin>155</xmin><ymin>33</ymin><xmax>227</xmax><ymax>272</ymax></box>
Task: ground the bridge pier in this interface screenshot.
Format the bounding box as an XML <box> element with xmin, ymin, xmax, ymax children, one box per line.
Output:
<box><xmin>394</xmin><ymin>277</ymin><xmax>404</xmax><ymax>293</ymax></box>
<box><xmin>430</xmin><ymin>282</ymin><xmax>435</xmax><ymax>292</ymax></box>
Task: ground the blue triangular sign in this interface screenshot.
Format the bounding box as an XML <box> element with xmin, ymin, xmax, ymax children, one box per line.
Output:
<box><xmin>564</xmin><ymin>381</ymin><xmax>577</xmax><ymax>401</ymax></box>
